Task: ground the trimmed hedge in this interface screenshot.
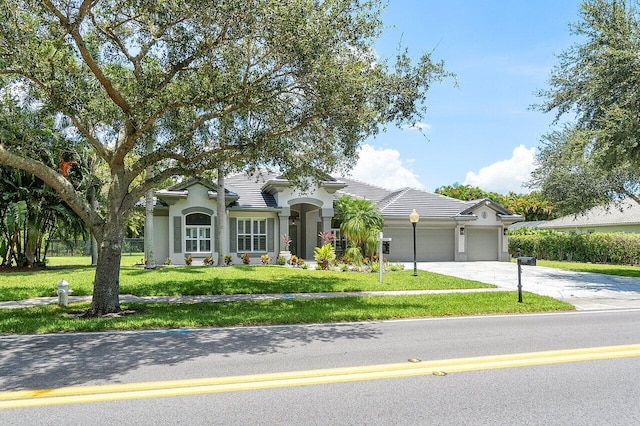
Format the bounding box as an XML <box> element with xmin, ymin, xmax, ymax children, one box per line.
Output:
<box><xmin>509</xmin><ymin>231</ymin><xmax>640</xmax><ymax>265</ymax></box>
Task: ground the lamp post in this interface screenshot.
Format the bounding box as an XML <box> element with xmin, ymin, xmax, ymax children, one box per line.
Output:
<box><xmin>409</xmin><ymin>209</ymin><xmax>420</xmax><ymax>276</ymax></box>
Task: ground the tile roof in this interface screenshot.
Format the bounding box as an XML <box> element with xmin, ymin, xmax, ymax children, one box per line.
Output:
<box><xmin>336</xmin><ymin>177</ymin><xmax>493</xmax><ymax>219</ymax></box>
<box><xmin>541</xmin><ymin>199</ymin><xmax>640</xmax><ymax>228</ymax></box>
<box><xmin>156</xmin><ymin>171</ymin><xmax>518</xmax><ymax>219</ymax></box>
<box><xmin>225</xmin><ymin>171</ymin><xmax>279</xmax><ymax>209</ymax></box>
<box><xmin>335</xmin><ymin>177</ymin><xmax>393</xmax><ymax>202</ymax></box>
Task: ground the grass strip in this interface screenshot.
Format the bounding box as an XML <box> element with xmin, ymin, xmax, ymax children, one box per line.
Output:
<box><xmin>534</xmin><ymin>260</ymin><xmax>640</xmax><ymax>278</ymax></box>
<box><xmin>0</xmin><ymin>292</ymin><xmax>574</xmax><ymax>334</ymax></box>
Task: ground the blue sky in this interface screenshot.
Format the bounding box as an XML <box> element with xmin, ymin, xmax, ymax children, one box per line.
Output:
<box><xmin>348</xmin><ymin>0</ymin><xmax>583</xmax><ymax>194</ymax></box>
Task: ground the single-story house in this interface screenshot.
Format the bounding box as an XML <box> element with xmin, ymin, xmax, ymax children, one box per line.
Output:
<box><xmin>152</xmin><ymin>171</ymin><xmax>522</xmax><ymax>265</ymax></box>
<box><xmin>536</xmin><ymin>198</ymin><xmax>640</xmax><ymax>234</ymax></box>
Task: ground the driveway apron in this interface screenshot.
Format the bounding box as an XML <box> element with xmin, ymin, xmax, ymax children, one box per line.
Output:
<box><xmin>413</xmin><ymin>261</ymin><xmax>640</xmax><ymax>310</ymax></box>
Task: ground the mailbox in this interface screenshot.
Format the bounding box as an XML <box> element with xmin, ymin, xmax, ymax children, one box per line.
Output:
<box><xmin>518</xmin><ymin>256</ymin><xmax>536</xmax><ymax>266</ymax></box>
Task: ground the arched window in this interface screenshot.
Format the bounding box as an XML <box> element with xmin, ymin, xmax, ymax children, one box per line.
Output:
<box><xmin>185</xmin><ymin>213</ymin><xmax>211</xmax><ymax>253</ymax></box>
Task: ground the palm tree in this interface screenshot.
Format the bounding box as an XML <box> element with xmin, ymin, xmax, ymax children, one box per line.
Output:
<box><xmin>334</xmin><ymin>196</ymin><xmax>384</xmax><ymax>259</ymax></box>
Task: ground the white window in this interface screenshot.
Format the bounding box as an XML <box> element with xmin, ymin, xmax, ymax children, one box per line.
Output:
<box><xmin>185</xmin><ymin>213</ymin><xmax>211</xmax><ymax>253</ymax></box>
<box><xmin>237</xmin><ymin>218</ymin><xmax>267</xmax><ymax>252</ymax></box>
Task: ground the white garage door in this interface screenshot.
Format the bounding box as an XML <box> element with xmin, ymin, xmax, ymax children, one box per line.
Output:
<box><xmin>385</xmin><ymin>227</ymin><xmax>454</xmax><ymax>262</ymax></box>
<box><xmin>467</xmin><ymin>228</ymin><xmax>499</xmax><ymax>261</ymax></box>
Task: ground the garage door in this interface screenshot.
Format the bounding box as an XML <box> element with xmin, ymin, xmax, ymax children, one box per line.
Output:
<box><xmin>385</xmin><ymin>227</ymin><xmax>454</xmax><ymax>262</ymax></box>
<box><xmin>467</xmin><ymin>228</ymin><xmax>499</xmax><ymax>261</ymax></box>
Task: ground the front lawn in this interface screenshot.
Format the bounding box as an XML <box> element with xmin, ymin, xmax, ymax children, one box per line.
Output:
<box><xmin>0</xmin><ymin>255</ymin><xmax>575</xmax><ymax>334</ymax></box>
<box><xmin>0</xmin><ymin>256</ymin><xmax>494</xmax><ymax>301</ymax></box>
<box><xmin>0</xmin><ymin>292</ymin><xmax>573</xmax><ymax>334</ymax></box>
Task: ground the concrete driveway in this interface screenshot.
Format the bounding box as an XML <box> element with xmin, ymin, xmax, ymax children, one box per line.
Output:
<box><xmin>413</xmin><ymin>261</ymin><xmax>640</xmax><ymax>310</ymax></box>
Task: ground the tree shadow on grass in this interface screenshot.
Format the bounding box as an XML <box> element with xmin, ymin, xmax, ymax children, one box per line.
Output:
<box><xmin>0</xmin><ymin>321</ymin><xmax>382</xmax><ymax>391</ymax></box>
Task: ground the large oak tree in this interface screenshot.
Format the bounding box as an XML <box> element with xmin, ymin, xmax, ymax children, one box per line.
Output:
<box><xmin>533</xmin><ymin>0</ymin><xmax>640</xmax><ymax>213</ymax></box>
<box><xmin>0</xmin><ymin>0</ymin><xmax>450</xmax><ymax>316</ymax></box>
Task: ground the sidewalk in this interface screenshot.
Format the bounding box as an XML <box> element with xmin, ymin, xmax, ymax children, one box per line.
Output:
<box><xmin>0</xmin><ymin>288</ymin><xmax>511</xmax><ymax>310</ymax></box>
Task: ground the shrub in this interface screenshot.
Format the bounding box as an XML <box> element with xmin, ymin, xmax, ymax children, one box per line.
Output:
<box><xmin>184</xmin><ymin>254</ymin><xmax>192</xmax><ymax>265</ymax></box>
<box><xmin>289</xmin><ymin>255</ymin><xmax>298</xmax><ymax>266</ymax></box>
<box><xmin>240</xmin><ymin>252</ymin><xmax>250</xmax><ymax>264</ymax></box>
<box><xmin>203</xmin><ymin>256</ymin><xmax>214</xmax><ymax>266</ymax></box>
<box><xmin>164</xmin><ymin>257</ymin><xmax>172</xmax><ymax>265</ymax></box>
<box><xmin>344</xmin><ymin>247</ymin><xmax>364</xmax><ymax>265</ymax></box>
<box><xmin>509</xmin><ymin>230</ymin><xmax>640</xmax><ymax>265</ymax></box>
<box><xmin>276</xmin><ymin>256</ymin><xmax>286</xmax><ymax>266</ymax></box>
<box><xmin>261</xmin><ymin>254</ymin><xmax>271</xmax><ymax>265</ymax></box>
<box><xmin>224</xmin><ymin>255</ymin><xmax>233</xmax><ymax>266</ymax></box>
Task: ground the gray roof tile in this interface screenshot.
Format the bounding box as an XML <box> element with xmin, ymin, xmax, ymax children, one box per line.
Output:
<box><xmin>541</xmin><ymin>199</ymin><xmax>640</xmax><ymax>228</ymax></box>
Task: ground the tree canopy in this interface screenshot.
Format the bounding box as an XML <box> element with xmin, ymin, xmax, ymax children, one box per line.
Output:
<box><xmin>532</xmin><ymin>0</ymin><xmax>640</xmax><ymax>213</ymax></box>
<box><xmin>0</xmin><ymin>0</ymin><xmax>451</xmax><ymax>315</ymax></box>
<box><xmin>435</xmin><ymin>184</ymin><xmax>555</xmax><ymax>221</ymax></box>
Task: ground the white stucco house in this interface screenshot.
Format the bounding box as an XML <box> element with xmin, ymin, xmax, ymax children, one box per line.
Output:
<box><xmin>152</xmin><ymin>171</ymin><xmax>522</xmax><ymax>265</ymax></box>
<box><xmin>530</xmin><ymin>198</ymin><xmax>640</xmax><ymax>234</ymax></box>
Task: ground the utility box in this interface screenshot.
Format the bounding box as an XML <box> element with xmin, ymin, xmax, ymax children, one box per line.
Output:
<box><xmin>518</xmin><ymin>256</ymin><xmax>537</xmax><ymax>266</ymax></box>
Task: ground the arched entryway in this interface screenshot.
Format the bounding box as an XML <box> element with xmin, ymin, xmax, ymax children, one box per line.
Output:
<box><xmin>285</xmin><ymin>198</ymin><xmax>334</xmax><ymax>260</ymax></box>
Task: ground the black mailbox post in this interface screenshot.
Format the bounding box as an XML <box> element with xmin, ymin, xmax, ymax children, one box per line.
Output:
<box><xmin>517</xmin><ymin>256</ymin><xmax>537</xmax><ymax>302</ymax></box>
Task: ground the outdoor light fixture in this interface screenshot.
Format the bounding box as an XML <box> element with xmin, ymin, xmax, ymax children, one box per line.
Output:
<box><xmin>409</xmin><ymin>209</ymin><xmax>420</xmax><ymax>276</ymax></box>
<box><xmin>503</xmin><ymin>228</ymin><xmax>508</xmax><ymax>236</ymax></box>
<box><xmin>460</xmin><ymin>227</ymin><xmax>465</xmax><ymax>236</ymax></box>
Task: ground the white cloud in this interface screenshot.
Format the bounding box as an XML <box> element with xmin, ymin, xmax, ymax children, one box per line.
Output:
<box><xmin>403</xmin><ymin>122</ymin><xmax>432</xmax><ymax>133</ymax></box>
<box><xmin>349</xmin><ymin>144</ymin><xmax>424</xmax><ymax>190</ymax></box>
<box><xmin>463</xmin><ymin>145</ymin><xmax>536</xmax><ymax>194</ymax></box>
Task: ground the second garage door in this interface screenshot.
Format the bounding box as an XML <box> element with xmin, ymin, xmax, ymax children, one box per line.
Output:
<box><xmin>467</xmin><ymin>228</ymin><xmax>499</xmax><ymax>261</ymax></box>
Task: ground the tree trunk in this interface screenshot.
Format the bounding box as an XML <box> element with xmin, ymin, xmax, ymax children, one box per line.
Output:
<box><xmin>144</xmin><ymin>138</ymin><xmax>156</xmax><ymax>269</ymax></box>
<box><xmin>90</xmin><ymin>235</ymin><xmax>98</xmax><ymax>266</ymax></box>
<box><xmin>216</xmin><ymin>169</ymin><xmax>227</xmax><ymax>266</ymax></box>
<box><xmin>144</xmin><ymin>188</ymin><xmax>156</xmax><ymax>269</ymax></box>
<box><xmin>85</xmin><ymin>224</ymin><xmax>125</xmax><ymax>316</ymax></box>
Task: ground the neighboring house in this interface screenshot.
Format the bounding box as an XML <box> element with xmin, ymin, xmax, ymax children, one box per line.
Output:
<box><xmin>538</xmin><ymin>198</ymin><xmax>640</xmax><ymax>234</ymax></box>
<box><xmin>152</xmin><ymin>172</ymin><xmax>522</xmax><ymax>265</ymax></box>
<box><xmin>508</xmin><ymin>221</ymin><xmax>547</xmax><ymax>230</ymax></box>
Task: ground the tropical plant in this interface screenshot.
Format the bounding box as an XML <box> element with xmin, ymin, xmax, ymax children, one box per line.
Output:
<box><xmin>241</xmin><ymin>252</ymin><xmax>250</xmax><ymax>265</ymax></box>
<box><xmin>282</xmin><ymin>234</ymin><xmax>292</xmax><ymax>251</ymax></box>
<box><xmin>313</xmin><ymin>244</ymin><xmax>335</xmax><ymax>269</ymax></box>
<box><xmin>261</xmin><ymin>254</ymin><xmax>271</xmax><ymax>265</ymax></box>
<box><xmin>203</xmin><ymin>256</ymin><xmax>214</xmax><ymax>266</ymax></box>
<box><xmin>334</xmin><ymin>196</ymin><xmax>384</xmax><ymax>258</ymax></box>
<box><xmin>318</xmin><ymin>231</ymin><xmax>335</xmax><ymax>246</ymax></box>
<box><xmin>184</xmin><ymin>255</ymin><xmax>193</xmax><ymax>266</ymax></box>
<box><xmin>224</xmin><ymin>255</ymin><xmax>233</xmax><ymax>266</ymax></box>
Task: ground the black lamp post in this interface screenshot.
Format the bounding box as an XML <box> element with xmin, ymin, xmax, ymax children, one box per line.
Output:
<box><xmin>409</xmin><ymin>209</ymin><xmax>420</xmax><ymax>276</ymax></box>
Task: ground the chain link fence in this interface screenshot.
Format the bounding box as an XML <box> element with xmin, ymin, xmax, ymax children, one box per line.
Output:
<box><xmin>47</xmin><ymin>238</ymin><xmax>145</xmax><ymax>256</ymax></box>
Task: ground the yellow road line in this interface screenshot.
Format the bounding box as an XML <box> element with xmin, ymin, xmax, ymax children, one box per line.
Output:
<box><xmin>2</xmin><ymin>343</ymin><xmax>640</xmax><ymax>409</ymax></box>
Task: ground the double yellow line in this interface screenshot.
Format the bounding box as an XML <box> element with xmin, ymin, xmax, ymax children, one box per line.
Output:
<box><xmin>2</xmin><ymin>343</ymin><xmax>640</xmax><ymax>409</ymax></box>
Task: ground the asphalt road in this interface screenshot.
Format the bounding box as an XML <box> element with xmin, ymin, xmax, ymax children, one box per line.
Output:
<box><xmin>1</xmin><ymin>309</ymin><xmax>640</xmax><ymax>425</ymax></box>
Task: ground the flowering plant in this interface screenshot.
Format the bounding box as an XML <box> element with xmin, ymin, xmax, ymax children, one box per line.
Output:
<box><xmin>282</xmin><ymin>233</ymin><xmax>292</xmax><ymax>251</ymax></box>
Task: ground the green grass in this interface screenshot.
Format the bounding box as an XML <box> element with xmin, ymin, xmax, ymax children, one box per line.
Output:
<box><xmin>531</xmin><ymin>259</ymin><xmax>640</xmax><ymax>278</ymax></box>
<box><xmin>0</xmin><ymin>258</ymin><xmax>494</xmax><ymax>302</ymax></box>
<box><xmin>0</xmin><ymin>292</ymin><xmax>574</xmax><ymax>334</ymax></box>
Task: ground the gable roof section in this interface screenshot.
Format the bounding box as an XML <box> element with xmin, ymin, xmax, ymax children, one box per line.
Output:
<box><xmin>336</xmin><ymin>177</ymin><xmax>393</xmax><ymax>203</ymax></box>
<box><xmin>541</xmin><ymin>199</ymin><xmax>640</xmax><ymax>229</ymax></box>
<box><xmin>225</xmin><ymin>171</ymin><xmax>278</xmax><ymax>210</ymax></box>
<box><xmin>155</xmin><ymin>176</ymin><xmax>239</xmax><ymax>205</ymax></box>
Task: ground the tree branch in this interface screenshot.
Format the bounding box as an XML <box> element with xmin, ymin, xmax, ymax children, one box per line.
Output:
<box><xmin>0</xmin><ymin>144</ymin><xmax>102</xmax><ymax>231</ymax></box>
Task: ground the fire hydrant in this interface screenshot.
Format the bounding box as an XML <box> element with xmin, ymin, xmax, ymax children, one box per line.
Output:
<box><xmin>56</xmin><ymin>280</ymin><xmax>71</xmax><ymax>306</ymax></box>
